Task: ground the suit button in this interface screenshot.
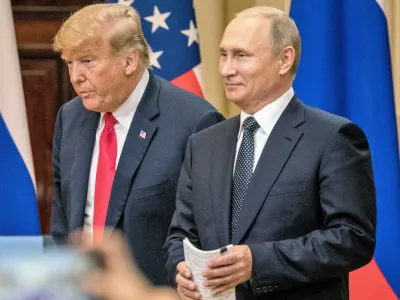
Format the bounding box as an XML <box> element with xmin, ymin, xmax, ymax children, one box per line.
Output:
<box><xmin>262</xmin><ymin>287</ymin><xmax>267</xmax><ymax>293</ymax></box>
<box><xmin>268</xmin><ymin>286</ymin><xmax>274</xmax><ymax>292</ymax></box>
<box><xmin>256</xmin><ymin>288</ymin><xmax>261</xmax><ymax>294</ymax></box>
<box><xmin>274</xmin><ymin>285</ymin><xmax>279</xmax><ymax>289</ymax></box>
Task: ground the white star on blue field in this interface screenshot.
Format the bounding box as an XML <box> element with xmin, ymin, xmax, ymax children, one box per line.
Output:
<box><xmin>112</xmin><ymin>0</ymin><xmax>201</xmax><ymax>80</ymax></box>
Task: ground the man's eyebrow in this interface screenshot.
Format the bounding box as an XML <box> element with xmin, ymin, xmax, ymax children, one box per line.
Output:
<box><xmin>220</xmin><ymin>47</ymin><xmax>248</xmax><ymax>53</ymax></box>
<box><xmin>232</xmin><ymin>48</ymin><xmax>248</xmax><ymax>53</ymax></box>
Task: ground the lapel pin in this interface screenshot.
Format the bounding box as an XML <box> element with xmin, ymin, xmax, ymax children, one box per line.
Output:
<box><xmin>139</xmin><ymin>130</ymin><xmax>147</xmax><ymax>139</ymax></box>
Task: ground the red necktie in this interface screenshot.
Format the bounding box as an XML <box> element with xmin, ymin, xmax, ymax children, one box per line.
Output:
<box><xmin>93</xmin><ymin>112</ymin><xmax>117</xmax><ymax>241</ymax></box>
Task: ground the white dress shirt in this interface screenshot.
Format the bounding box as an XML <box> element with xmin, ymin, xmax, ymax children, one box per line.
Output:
<box><xmin>234</xmin><ymin>87</ymin><xmax>294</xmax><ymax>173</ymax></box>
<box><xmin>84</xmin><ymin>69</ymin><xmax>150</xmax><ymax>233</ymax></box>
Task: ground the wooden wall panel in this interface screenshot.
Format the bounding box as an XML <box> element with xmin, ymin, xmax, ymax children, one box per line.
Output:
<box><xmin>20</xmin><ymin>60</ymin><xmax>59</xmax><ymax>233</ymax></box>
<box><xmin>12</xmin><ymin>2</ymin><xmax>82</xmax><ymax>233</ymax></box>
<box><xmin>12</xmin><ymin>0</ymin><xmax>96</xmax><ymax>6</ymax></box>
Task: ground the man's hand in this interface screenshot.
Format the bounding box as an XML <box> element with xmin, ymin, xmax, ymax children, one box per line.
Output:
<box><xmin>176</xmin><ymin>261</ymin><xmax>201</xmax><ymax>299</ymax></box>
<box><xmin>202</xmin><ymin>245</ymin><xmax>252</xmax><ymax>296</ymax></box>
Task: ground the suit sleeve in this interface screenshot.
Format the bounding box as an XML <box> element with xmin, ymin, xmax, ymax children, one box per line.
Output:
<box><xmin>164</xmin><ymin>136</ymin><xmax>200</xmax><ymax>286</ymax></box>
<box><xmin>50</xmin><ymin>105</ymin><xmax>68</xmax><ymax>239</ymax></box>
<box><xmin>248</xmin><ymin>122</ymin><xmax>376</xmax><ymax>294</ymax></box>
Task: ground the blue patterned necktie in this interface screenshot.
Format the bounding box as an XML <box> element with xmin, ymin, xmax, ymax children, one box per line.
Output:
<box><xmin>231</xmin><ymin>116</ymin><xmax>260</xmax><ymax>239</ymax></box>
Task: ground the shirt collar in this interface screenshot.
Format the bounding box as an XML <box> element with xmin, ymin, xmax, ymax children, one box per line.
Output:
<box><xmin>99</xmin><ymin>69</ymin><xmax>150</xmax><ymax>130</ymax></box>
<box><xmin>239</xmin><ymin>87</ymin><xmax>294</xmax><ymax>137</ymax></box>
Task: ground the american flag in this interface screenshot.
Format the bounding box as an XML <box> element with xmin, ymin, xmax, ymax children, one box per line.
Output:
<box><xmin>139</xmin><ymin>130</ymin><xmax>147</xmax><ymax>139</ymax></box>
<box><xmin>111</xmin><ymin>0</ymin><xmax>203</xmax><ymax>97</ymax></box>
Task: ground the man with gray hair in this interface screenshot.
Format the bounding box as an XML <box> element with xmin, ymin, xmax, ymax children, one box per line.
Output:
<box><xmin>165</xmin><ymin>6</ymin><xmax>376</xmax><ymax>300</ymax></box>
<box><xmin>50</xmin><ymin>3</ymin><xmax>224</xmax><ymax>286</ymax></box>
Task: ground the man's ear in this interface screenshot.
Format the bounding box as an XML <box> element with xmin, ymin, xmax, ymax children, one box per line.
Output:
<box><xmin>278</xmin><ymin>46</ymin><xmax>295</xmax><ymax>76</ymax></box>
<box><xmin>124</xmin><ymin>50</ymin><xmax>140</xmax><ymax>76</ymax></box>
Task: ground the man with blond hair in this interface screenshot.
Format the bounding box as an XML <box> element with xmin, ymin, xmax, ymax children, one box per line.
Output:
<box><xmin>165</xmin><ymin>6</ymin><xmax>376</xmax><ymax>300</ymax></box>
<box><xmin>50</xmin><ymin>3</ymin><xmax>223</xmax><ymax>286</ymax></box>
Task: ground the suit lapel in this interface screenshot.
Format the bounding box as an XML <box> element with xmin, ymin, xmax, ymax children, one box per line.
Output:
<box><xmin>211</xmin><ymin>116</ymin><xmax>240</xmax><ymax>247</ymax></box>
<box><xmin>105</xmin><ymin>73</ymin><xmax>160</xmax><ymax>228</ymax></box>
<box><xmin>231</xmin><ymin>97</ymin><xmax>306</xmax><ymax>244</ymax></box>
<box><xmin>70</xmin><ymin>109</ymin><xmax>99</xmax><ymax>230</ymax></box>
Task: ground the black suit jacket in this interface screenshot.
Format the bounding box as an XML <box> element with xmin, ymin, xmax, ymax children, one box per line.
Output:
<box><xmin>165</xmin><ymin>96</ymin><xmax>376</xmax><ymax>299</ymax></box>
<box><xmin>50</xmin><ymin>72</ymin><xmax>224</xmax><ymax>285</ymax></box>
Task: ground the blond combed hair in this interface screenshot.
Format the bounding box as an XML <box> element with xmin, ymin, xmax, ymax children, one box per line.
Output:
<box><xmin>53</xmin><ymin>3</ymin><xmax>151</xmax><ymax>68</ymax></box>
<box><xmin>236</xmin><ymin>6</ymin><xmax>301</xmax><ymax>75</ymax></box>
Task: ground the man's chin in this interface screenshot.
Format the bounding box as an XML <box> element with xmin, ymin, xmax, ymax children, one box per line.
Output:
<box><xmin>226</xmin><ymin>93</ymin><xmax>245</xmax><ymax>106</ymax></box>
<box><xmin>82</xmin><ymin>98</ymin><xmax>104</xmax><ymax>112</ymax></box>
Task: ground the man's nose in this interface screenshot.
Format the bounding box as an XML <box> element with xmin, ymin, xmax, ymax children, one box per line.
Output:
<box><xmin>219</xmin><ymin>58</ymin><xmax>237</xmax><ymax>78</ymax></box>
<box><xmin>69</xmin><ymin>62</ymin><xmax>85</xmax><ymax>84</ymax></box>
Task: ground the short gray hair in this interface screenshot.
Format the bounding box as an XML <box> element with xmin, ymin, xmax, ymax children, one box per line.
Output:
<box><xmin>236</xmin><ymin>6</ymin><xmax>301</xmax><ymax>75</ymax></box>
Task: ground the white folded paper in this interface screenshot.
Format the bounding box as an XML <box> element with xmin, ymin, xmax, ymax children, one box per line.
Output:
<box><xmin>183</xmin><ymin>238</ymin><xmax>236</xmax><ymax>300</ymax></box>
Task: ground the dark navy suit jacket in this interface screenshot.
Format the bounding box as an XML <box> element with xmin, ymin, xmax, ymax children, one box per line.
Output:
<box><xmin>50</xmin><ymin>72</ymin><xmax>224</xmax><ymax>285</ymax></box>
<box><xmin>165</xmin><ymin>96</ymin><xmax>376</xmax><ymax>299</ymax></box>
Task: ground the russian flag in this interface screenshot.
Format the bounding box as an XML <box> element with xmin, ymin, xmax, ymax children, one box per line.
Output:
<box><xmin>0</xmin><ymin>0</ymin><xmax>40</xmax><ymax>235</ymax></box>
<box><xmin>112</xmin><ymin>0</ymin><xmax>203</xmax><ymax>97</ymax></box>
<box><xmin>290</xmin><ymin>0</ymin><xmax>400</xmax><ymax>298</ymax></box>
